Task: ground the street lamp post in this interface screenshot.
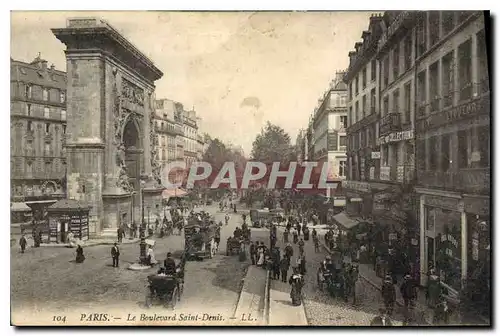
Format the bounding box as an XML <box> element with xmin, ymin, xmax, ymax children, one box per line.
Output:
<box><xmin>139</xmin><ymin>174</ymin><xmax>149</xmax><ymax>259</ymax></box>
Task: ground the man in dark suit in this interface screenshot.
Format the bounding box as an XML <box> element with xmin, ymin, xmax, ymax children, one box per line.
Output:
<box><xmin>164</xmin><ymin>252</ymin><xmax>177</xmax><ymax>275</ymax></box>
<box><xmin>111</xmin><ymin>243</ymin><xmax>120</xmax><ymax>267</ymax></box>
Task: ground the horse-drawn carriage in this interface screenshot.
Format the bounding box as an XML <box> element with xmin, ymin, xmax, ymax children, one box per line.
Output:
<box><xmin>145</xmin><ymin>272</ymin><xmax>184</xmax><ymax>309</ymax></box>
<box><xmin>184</xmin><ymin>214</ymin><xmax>217</xmax><ymax>260</ymax></box>
<box><xmin>226</xmin><ymin>237</ymin><xmax>243</xmax><ymax>256</ymax></box>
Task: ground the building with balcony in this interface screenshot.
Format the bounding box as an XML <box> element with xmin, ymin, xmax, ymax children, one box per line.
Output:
<box><xmin>154</xmin><ymin>99</ymin><xmax>185</xmax><ymax>184</ymax></box>
<box><xmin>413</xmin><ymin>11</ymin><xmax>490</xmax><ymax>310</ymax></box>
<box><xmin>182</xmin><ymin>109</ymin><xmax>200</xmax><ymax>168</ymax></box>
<box><xmin>343</xmin><ymin>12</ymin><xmax>421</xmax><ymax>270</ymax></box>
<box><xmin>295</xmin><ymin>129</ymin><xmax>306</xmax><ymax>164</ymax></box>
<box><xmin>10</xmin><ymin>55</ymin><xmax>67</xmax><ymax>218</ymax></box>
<box><xmin>309</xmin><ymin>71</ymin><xmax>348</xmax><ymax>197</ymax></box>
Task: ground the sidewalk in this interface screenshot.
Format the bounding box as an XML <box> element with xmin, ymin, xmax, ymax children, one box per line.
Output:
<box><xmin>268</xmin><ymin>277</ymin><xmax>308</xmax><ymax>326</ymax></box>
<box><xmin>320</xmin><ymin>241</ymin><xmax>432</xmax><ymax>324</ymax></box>
<box><xmin>233</xmin><ymin>265</ymin><xmax>267</xmax><ymax>326</ymax></box>
<box><xmin>12</xmin><ymin>237</ymin><xmax>141</xmax><ymax>249</ymax></box>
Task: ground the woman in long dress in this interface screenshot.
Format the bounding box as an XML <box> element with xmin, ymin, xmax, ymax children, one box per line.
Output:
<box><xmin>75</xmin><ymin>245</ymin><xmax>85</xmax><ymax>263</ymax></box>
<box><xmin>257</xmin><ymin>244</ymin><xmax>265</xmax><ymax>266</ymax></box>
<box><xmin>289</xmin><ymin>267</ymin><xmax>304</xmax><ymax>306</ymax></box>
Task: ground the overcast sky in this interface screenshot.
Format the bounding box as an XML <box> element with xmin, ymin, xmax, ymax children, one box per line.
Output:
<box><xmin>11</xmin><ymin>11</ymin><xmax>373</xmax><ymax>155</ymax></box>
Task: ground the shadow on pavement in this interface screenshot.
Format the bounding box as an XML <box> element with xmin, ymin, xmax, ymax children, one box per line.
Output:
<box><xmin>198</xmin><ymin>255</ymin><xmax>250</xmax><ymax>294</ymax></box>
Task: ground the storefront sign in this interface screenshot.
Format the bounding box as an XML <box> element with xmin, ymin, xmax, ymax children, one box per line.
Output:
<box><xmin>342</xmin><ymin>180</ymin><xmax>370</xmax><ymax>193</ymax></box>
<box><xmin>425</xmin><ymin>196</ymin><xmax>460</xmax><ymax>211</ymax></box>
<box><xmin>350</xmin><ymin>198</ymin><xmax>363</xmax><ymax>202</ymax></box>
<box><xmin>422</xmin><ymin>96</ymin><xmax>489</xmax><ymax>130</ymax></box>
<box><xmin>371</xmin><ymin>151</ymin><xmax>381</xmax><ymax>159</ymax></box>
<box><xmin>378</xmin><ymin>130</ymin><xmax>414</xmax><ymax>145</ymax></box>
<box><xmin>380</xmin><ymin>166</ymin><xmax>390</xmax><ymax>181</ymax></box>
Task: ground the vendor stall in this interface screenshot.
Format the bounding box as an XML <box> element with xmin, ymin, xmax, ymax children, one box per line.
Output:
<box><xmin>47</xmin><ymin>199</ymin><xmax>91</xmax><ymax>243</ymax></box>
<box><xmin>10</xmin><ymin>202</ymin><xmax>33</xmax><ymax>238</ymax></box>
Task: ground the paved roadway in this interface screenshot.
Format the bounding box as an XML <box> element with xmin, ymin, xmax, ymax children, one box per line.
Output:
<box><xmin>251</xmin><ymin>225</ymin><xmax>406</xmax><ymax>326</ymax></box>
<box><xmin>11</xmin><ymin>206</ymin><xmax>250</xmax><ymax>326</ymax></box>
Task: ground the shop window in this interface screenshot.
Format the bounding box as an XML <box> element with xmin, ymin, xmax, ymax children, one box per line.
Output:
<box><xmin>426</xmin><ymin>206</ymin><xmax>462</xmax><ymax>292</ymax></box>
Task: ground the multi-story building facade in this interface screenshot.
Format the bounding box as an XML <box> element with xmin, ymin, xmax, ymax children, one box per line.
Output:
<box><xmin>154</xmin><ymin>99</ymin><xmax>185</xmax><ymax>184</ymax></box>
<box><xmin>10</xmin><ymin>55</ymin><xmax>67</xmax><ymax>218</ymax></box>
<box><xmin>413</xmin><ymin>11</ymin><xmax>490</xmax><ymax>311</ymax></box>
<box><xmin>344</xmin><ymin>11</ymin><xmax>490</xmax><ymax>317</ymax></box>
<box><xmin>310</xmin><ymin>72</ymin><xmax>349</xmax><ymax>198</ymax></box>
<box><xmin>295</xmin><ymin>129</ymin><xmax>306</xmax><ymax>164</ymax></box>
<box><xmin>182</xmin><ymin>109</ymin><xmax>200</xmax><ymax>168</ymax></box>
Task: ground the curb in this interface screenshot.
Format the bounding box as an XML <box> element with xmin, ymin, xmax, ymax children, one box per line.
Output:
<box><xmin>232</xmin><ymin>265</ymin><xmax>251</xmax><ymax>319</ymax></box>
<box><xmin>263</xmin><ymin>269</ymin><xmax>271</xmax><ymax>325</ymax></box>
<box><xmin>38</xmin><ymin>239</ymin><xmax>140</xmax><ymax>249</ymax></box>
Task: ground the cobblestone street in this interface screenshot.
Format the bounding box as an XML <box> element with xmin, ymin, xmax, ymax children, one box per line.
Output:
<box><xmin>251</xmin><ymin>226</ymin><xmax>406</xmax><ymax>326</ymax></box>
<box><xmin>11</xmin><ymin>207</ymin><xmax>250</xmax><ymax>325</ymax></box>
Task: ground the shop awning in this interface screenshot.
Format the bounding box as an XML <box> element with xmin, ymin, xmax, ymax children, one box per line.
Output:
<box><xmin>162</xmin><ymin>188</ymin><xmax>187</xmax><ymax>198</ymax></box>
<box><xmin>10</xmin><ymin>202</ymin><xmax>32</xmax><ymax>212</ymax></box>
<box><xmin>332</xmin><ymin>212</ymin><xmax>360</xmax><ymax>230</ymax></box>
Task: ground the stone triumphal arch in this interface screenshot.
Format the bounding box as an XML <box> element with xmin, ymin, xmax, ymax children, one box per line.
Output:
<box><xmin>52</xmin><ymin>18</ymin><xmax>164</xmax><ymax>236</ymax></box>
